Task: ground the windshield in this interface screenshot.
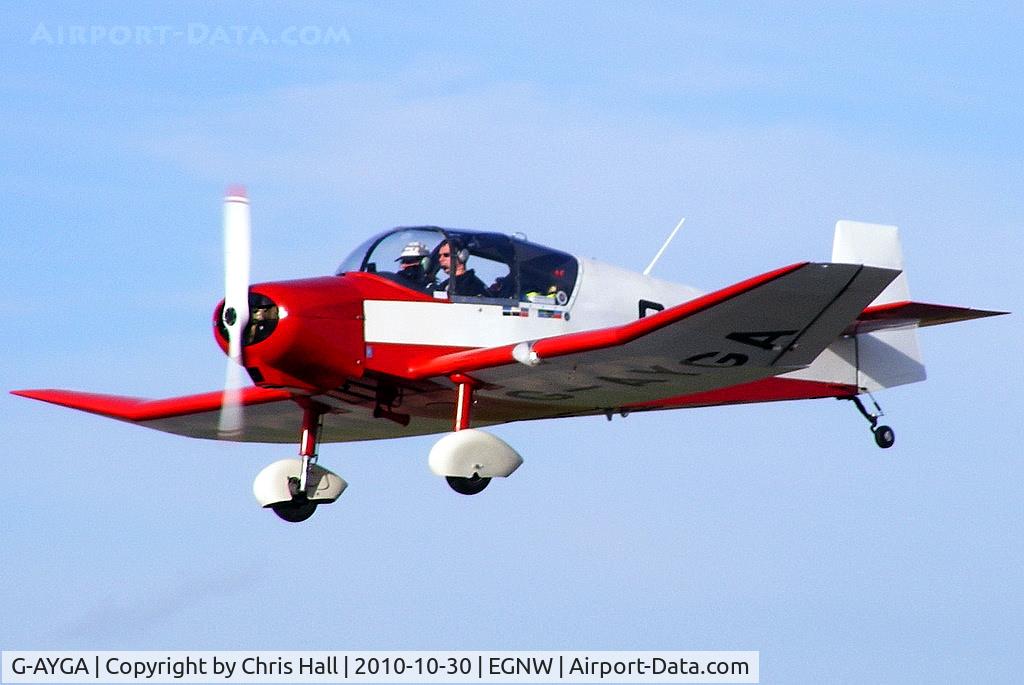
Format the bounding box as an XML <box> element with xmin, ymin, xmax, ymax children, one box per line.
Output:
<box><xmin>335</xmin><ymin>233</ymin><xmax>381</xmax><ymax>275</ymax></box>
<box><xmin>337</xmin><ymin>226</ymin><xmax>577</xmax><ymax>303</ymax></box>
<box><xmin>342</xmin><ymin>227</ymin><xmax>449</xmax><ymax>295</ymax></box>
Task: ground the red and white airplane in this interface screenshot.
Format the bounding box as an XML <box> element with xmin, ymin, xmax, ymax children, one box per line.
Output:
<box><xmin>13</xmin><ymin>189</ymin><xmax>1005</xmax><ymax>521</ymax></box>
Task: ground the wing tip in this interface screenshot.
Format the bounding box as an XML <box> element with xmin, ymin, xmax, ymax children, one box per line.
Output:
<box><xmin>10</xmin><ymin>388</ymin><xmax>149</xmax><ymax>420</ymax></box>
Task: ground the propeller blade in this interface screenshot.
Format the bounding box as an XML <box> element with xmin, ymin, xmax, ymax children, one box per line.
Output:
<box><xmin>218</xmin><ymin>186</ymin><xmax>251</xmax><ymax>437</ymax></box>
<box><xmin>220</xmin><ymin>362</ymin><xmax>246</xmax><ymax>437</ymax></box>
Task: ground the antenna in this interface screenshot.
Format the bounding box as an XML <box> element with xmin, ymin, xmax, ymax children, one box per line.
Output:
<box><xmin>643</xmin><ymin>217</ymin><xmax>685</xmax><ymax>276</ymax></box>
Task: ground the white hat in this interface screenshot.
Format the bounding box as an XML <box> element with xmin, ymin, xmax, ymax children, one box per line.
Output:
<box><xmin>396</xmin><ymin>241</ymin><xmax>429</xmax><ymax>261</ymax></box>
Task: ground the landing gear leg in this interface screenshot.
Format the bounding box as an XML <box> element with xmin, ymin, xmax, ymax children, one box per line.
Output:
<box><xmin>269</xmin><ymin>404</ymin><xmax>324</xmax><ymax>522</ymax></box>
<box><xmin>297</xmin><ymin>402</ymin><xmax>322</xmax><ymax>495</ymax></box>
<box><xmin>443</xmin><ymin>374</ymin><xmax>491</xmax><ymax>495</ymax></box>
<box><xmin>845</xmin><ymin>394</ymin><xmax>895</xmax><ymax>449</ymax></box>
<box><xmin>253</xmin><ymin>402</ymin><xmax>345</xmax><ymax>522</ymax></box>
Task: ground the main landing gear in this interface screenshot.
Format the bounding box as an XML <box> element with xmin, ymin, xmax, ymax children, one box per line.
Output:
<box><xmin>253</xmin><ymin>376</ymin><xmax>525</xmax><ymax>520</ymax></box>
<box><xmin>845</xmin><ymin>394</ymin><xmax>896</xmax><ymax>449</ymax></box>
<box><xmin>252</xmin><ymin>402</ymin><xmax>347</xmax><ymax>523</ymax></box>
<box><xmin>446</xmin><ymin>474</ymin><xmax>491</xmax><ymax>495</ymax></box>
<box><xmin>429</xmin><ymin>374</ymin><xmax>523</xmax><ymax>495</ymax></box>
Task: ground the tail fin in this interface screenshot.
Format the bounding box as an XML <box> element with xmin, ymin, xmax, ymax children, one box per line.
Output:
<box><xmin>785</xmin><ymin>220</ymin><xmax>1005</xmax><ymax>393</ymax></box>
<box><xmin>831</xmin><ymin>220</ymin><xmax>926</xmax><ymax>390</ymax></box>
<box><xmin>828</xmin><ymin>220</ymin><xmax>1006</xmax><ymax>391</ymax></box>
<box><xmin>833</xmin><ymin>221</ymin><xmax>909</xmax><ymax>305</ymax></box>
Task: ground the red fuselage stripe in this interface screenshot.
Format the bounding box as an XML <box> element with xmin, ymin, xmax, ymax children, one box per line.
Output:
<box><xmin>624</xmin><ymin>377</ymin><xmax>859</xmax><ymax>410</ymax></box>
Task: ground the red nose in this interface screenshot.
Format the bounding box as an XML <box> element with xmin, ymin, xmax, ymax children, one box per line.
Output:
<box><xmin>213</xmin><ymin>276</ymin><xmax>365</xmax><ymax>391</ymax></box>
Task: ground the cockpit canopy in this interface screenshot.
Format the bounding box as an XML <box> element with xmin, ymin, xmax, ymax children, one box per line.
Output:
<box><xmin>337</xmin><ymin>227</ymin><xmax>579</xmax><ymax>304</ymax></box>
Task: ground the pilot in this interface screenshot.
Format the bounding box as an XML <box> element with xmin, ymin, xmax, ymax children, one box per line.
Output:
<box><xmin>437</xmin><ymin>239</ymin><xmax>487</xmax><ymax>297</ymax></box>
<box><xmin>395</xmin><ymin>241</ymin><xmax>430</xmax><ymax>283</ymax></box>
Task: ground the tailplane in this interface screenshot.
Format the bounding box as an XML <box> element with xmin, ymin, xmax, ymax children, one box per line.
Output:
<box><xmin>829</xmin><ymin>220</ymin><xmax>1005</xmax><ymax>391</ymax></box>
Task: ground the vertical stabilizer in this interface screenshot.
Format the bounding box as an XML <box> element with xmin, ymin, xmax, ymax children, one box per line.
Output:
<box><xmin>832</xmin><ymin>220</ymin><xmax>909</xmax><ymax>305</ymax></box>
<box><xmin>831</xmin><ymin>220</ymin><xmax>925</xmax><ymax>390</ymax></box>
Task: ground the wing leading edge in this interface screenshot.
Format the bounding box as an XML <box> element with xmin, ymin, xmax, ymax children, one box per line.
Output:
<box><xmin>10</xmin><ymin>387</ymin><xmax>305</xmax><ymax>442</ymax></box>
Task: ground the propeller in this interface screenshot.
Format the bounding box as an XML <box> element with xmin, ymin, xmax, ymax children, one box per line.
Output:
<box><xmin>218</xmin><ymin>185</ymin><xmax>252</xmax><ymax>437</ymax></box>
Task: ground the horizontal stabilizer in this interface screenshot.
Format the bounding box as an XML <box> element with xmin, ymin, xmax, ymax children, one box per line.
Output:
<box><xmin>846</xmin><ymin>300</ymin><xmax>1008</xmax><ymax>335</ymax></box>
<box><xmin>830</xmin><ymin>219</ymin><xmax>1006</xmax><ymax>391</ymax></box>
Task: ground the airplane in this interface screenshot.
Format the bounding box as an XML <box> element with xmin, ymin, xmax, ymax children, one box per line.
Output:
<box><xmin>12</xmin><ymin>188</ymin><xmax>1006</xmax><ymax>522</ymax></box>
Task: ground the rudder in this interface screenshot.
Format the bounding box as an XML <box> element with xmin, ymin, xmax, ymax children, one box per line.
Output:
<box><xmin>831</xmin><ymin>220</ymin><xmax>925</xmax><ymax>390</ymax></box>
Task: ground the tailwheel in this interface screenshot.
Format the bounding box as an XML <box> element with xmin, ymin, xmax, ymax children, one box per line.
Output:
<box><xmin>873</xmin><ymin>425</ymin><xmax>895</xmax><ymax>449</ymax></box>
<box><xmin>845</xmin><ymin>394</ymin><xmax>896</xmax><ymax>450</ymax></box>
<box><xmin>446</xmin><ymin>474</ymin><xmax>491</xmax><ymax>495</ymax></box>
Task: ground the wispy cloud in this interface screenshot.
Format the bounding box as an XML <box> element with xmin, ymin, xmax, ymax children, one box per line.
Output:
<box><xmin>50</xmin><ymin>562</ymin><xmax>262</xmax><ymax>646</ymax></box>
<box><xmin>132</xmin><ymin>72</ymin><xmax>1019</xmax><ymax>281</ymax></box>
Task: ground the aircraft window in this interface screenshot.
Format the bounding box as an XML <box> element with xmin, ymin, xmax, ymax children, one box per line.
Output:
<box><xmin>449</xmin><ymin>252</ymin><xmax>511</xmax><ymax>299</ymax></box>
<box><xmin>343</xmin><ymin>228</ymin><xmax>448</xmax><ymax>294</ymax></box>
<box><xmin>337</xmin><ymin>227</ymin><xmax>577</xmax><ymax>304</ymax></box>
<box><xmin>442</xmin><ymin>231</ymin><xmax>516</xmax><ymax>300</ymax></box>
<box><xmin>514</xmin><ymin>241</ymin><xmax>578</xmax><ymax>305</ymax></box>
<box><xmin>336</xmin><ymin>234</ymin><xmax>379</xmax><ymax>274</ymax></box>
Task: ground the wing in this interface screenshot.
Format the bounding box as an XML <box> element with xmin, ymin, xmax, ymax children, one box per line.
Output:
<box><xmin>405</xmin><ymin>262</ymin><xmax>900</xmax><ymax>409</ymax></box>
<box><xmin>10</xmin><ymin>385</ymin><xmax>456</xmax><ymax>443</ymax></box>
<box><xmin>12</xmin><ymin>377</ymin><xmax>584</xmax><ymax>443</ymax></box>
<box><xmin>12</xmin><ymin>387</ymin><xmax>300</xmax><ymax>442</ymax></box>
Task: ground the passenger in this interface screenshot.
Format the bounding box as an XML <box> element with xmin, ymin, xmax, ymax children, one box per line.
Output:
<box><xmin>437</xmin><ymin>239</ymin><xmax>488</xmax><ymax>297</ymax></box>
<box><xmin>395</xmin><ymin>241</ymin><xmax>430</xmax><ymax>283</ymax></box>
<box><xmin>487</xmin><ymin>274</ymin><xmax>515</xmax><ymax>298</ymax></box>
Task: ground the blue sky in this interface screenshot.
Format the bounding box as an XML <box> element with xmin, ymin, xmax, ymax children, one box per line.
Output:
<box><xmin>2</xmin><ymin>2</ymin><xmax>1021</xmax><ymax>682</ymax></box>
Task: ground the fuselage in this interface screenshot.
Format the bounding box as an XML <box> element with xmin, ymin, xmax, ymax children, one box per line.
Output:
<box><xmin>362</xmin><ymin>256</ymin><xmax>703</xmax><ymax>350</ymax></box>
<box><xmin>216</xmin><ymin>226</ymin><xmax>704</xmax><ymax>389</ymax></box>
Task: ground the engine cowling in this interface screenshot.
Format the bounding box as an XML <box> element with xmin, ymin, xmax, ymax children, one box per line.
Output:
<box><xmin>214</xmin><ymin>276</ymin><xmax>366</xmax><ymax>391</ymax></box>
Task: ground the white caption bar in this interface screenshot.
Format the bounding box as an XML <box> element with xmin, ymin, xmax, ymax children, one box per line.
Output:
<box><xmin>2</xmin><ymin>651</ymin><xmax>758</xmax><ymax>684</ymax></box>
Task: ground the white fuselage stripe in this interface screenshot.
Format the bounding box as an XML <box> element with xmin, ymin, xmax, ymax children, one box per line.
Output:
<box><xmin>363</xmin><ymin>257</ymin><xmax>702</xmax><ymax>349</ymax></box>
